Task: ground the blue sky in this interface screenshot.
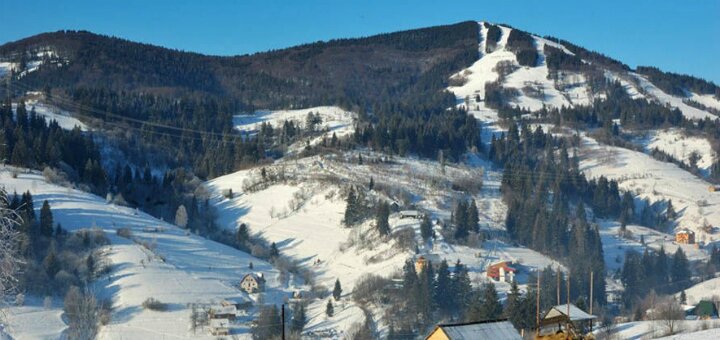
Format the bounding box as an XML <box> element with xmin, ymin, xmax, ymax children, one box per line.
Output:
<box><xmin>1</xmin><ymin>0</ymin><xmax>719</xmax><ymax>83</ymax></box>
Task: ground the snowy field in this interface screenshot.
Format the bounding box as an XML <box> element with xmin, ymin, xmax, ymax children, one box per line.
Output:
<box><xmin>635</xmin><ymin>129</ymin><xmax>714</xmax><ymax>173</ymax></box>
<box><xmin>0</xmin><ymin>166</ymin><xmax>292</xmax><ymax>339</ymax></box>
<box><xmin>234</xmin><ymin>106</ymin><xmax>354</xmax><ymax>138</ymax></box>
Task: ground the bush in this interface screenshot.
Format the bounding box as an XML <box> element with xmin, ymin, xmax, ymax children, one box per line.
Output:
<box><xmin>116</xmin><ymin>227</ymin><xmax>133</xmax><ymax>239</ymax></box>
<box><xmin>142</xmin><ymin>297</ymin><xmax>168</xmax><ymax>311</ymax></box>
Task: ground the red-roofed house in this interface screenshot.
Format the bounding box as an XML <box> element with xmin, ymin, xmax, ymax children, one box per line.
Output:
<box><xmin>486</xmin><ymin>261</ymin><xmax>516</xmax><ymax>283</ymax></box>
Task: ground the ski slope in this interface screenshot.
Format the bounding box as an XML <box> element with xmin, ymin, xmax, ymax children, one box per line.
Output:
<box><xmin>0</xmin><ymin>166</ymin><xmax>290</xmax><ymax>339</ymax></box>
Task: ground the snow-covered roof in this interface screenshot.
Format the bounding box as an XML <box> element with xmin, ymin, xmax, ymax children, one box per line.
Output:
<box><xmin>210</xmin><ymin>318</ymin><xmax>230</xmax><ymax>328</ymax></box>
<box><xmin>543</xmin><ymin>304</ymin><xmax>596</xmax><ymax>324</ymax></box>
<box><xmin>211</xmin><ymin>305</ymin><xmax>237</xmax><ymax>315</ymax></box>
<box><xmin>428</xmin><ymin>320</ymin><xmax>521</xmax><ymax>340</ymax></box>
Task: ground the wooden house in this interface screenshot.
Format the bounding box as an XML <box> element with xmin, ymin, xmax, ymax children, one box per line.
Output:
<box><xmin>240</xmin><ymin>273</ymin><xmax>266</xmax><ymax>293</ymax></box>
<box><xmin>210</xmin><ymin>318</ymin><xmax>230</xmax><ymax>336</ymax></box>
<box><xmin>209</xmin><ymin>305</ymin><xmax>237</xmax><ymax>321</ymax></box>
<box><xmin>676</xmin><ymin>229</ymin><xmax>696</xmax><ymax>244</ymax></box>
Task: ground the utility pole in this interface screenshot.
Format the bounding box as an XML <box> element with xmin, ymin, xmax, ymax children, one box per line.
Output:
<box><xmin>590</xmin><ymin>271</ymin><xmax>594</xmax><ymax>333</ymax></box>
<box><xmin>556</xmin><ymin>268</ymin><xmax>561</xmax><ymax>305</ymax></box>
<box><xmin>281</xmin><ymin>304</ymin><xmax>286</xmax><ymax>340</ymax></box>
<box><xmin>536</xmin><ymin>270</ymin><xmax>541</xmax><ymax>336</ymax></box>
<box><xmin>566</xmin><ymin>271</ymin><xmax>571</xmax><ymax>331</ymax></box>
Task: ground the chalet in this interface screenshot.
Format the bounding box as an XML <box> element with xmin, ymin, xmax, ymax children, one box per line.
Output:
<box><xmin>240</xmin><ymin>273</ymin><xmax>266</xmax><ymax>293</ymax></box>
<box><xmin>486</xmin><ymin>261</ymin><xmax>516</xmax><ymax>283</ymax></box>
<box><xmin>400</xmin><ymin>210</ymin><xmax>422</xmax><ymax>219</ymax></box>
<box><xmin>425</xmin><ymin>319</ymin><xmax>521</xmax><ymax>340</ymax></box>
<box><xmin>676</xmin><ymin>229</ymin><xmax>696</xmax><ymax>244</ymax></box>
<box><xmin>209</xmin><ymin>305</ymin><xmax>237</xmax><ymax>321</ymax></box>
<box><xmin>209</xmin><ymin>318</ymin><xmax>230</xmax><ymax>336</ymax></box>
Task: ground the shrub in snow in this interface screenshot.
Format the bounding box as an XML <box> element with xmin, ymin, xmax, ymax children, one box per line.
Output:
<box><xmin>15</xmin><ymin>293</ymin><xmax>24</xmax><ymax>306</ymax></box>
<box><xmin>142</xmin><ymin>297</ymin><xmax>168</xmax><ymax>311</ymax></box>
<box><xmin>116</xmin><ymin>227</ymin><xmax>133</xmax><ymax>239</ymax></box>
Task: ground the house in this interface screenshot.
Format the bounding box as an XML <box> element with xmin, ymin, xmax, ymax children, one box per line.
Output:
<box><xmin>486</xmin><ymin>261</ymin><xmax>516</xmax><ymax>283</ymax></box>
<box><xmin>425</xmin><ymin>319</ymin><xmax>521</xmax><ymax>340</ymax></box>
<box><xmin>240</xmin><ymin>273</ymin><xmax>266</xmax><ymax>293</ymax></box>
<box><xmin>694</xmin><ymin>300</ymin><xmax>719</xmax><ymax>320</ymax></box>
<box><xmin>708</xmin><ymin>185</ymin><xmax>720</xmax><ymax>192</ymax></box>
<box><xmin>210</xmin><ymin>318</ymin><xmax>230</xmax><ymax>336</ymax></box>
<box><xmin>209</xmin><ymin>305</ymin><xmax>237</xmax><ymax>321</ymax></box>
<box><xmin>676</xmin><ymin>229</ymin><xmax>696</xmax><ymax>244</ymax></box>
<box><xmin>389</xmin><ymin>201</ymin><xmax>401</xmax><ymax>212</ymax></box>
<box><xmin>400</xmin><ymin>210</ymin><xmax>422</xmax><ymax>219</ymax></box>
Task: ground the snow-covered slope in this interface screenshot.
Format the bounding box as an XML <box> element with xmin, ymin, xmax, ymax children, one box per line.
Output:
<box><xmin>449</xmin><ymin>22</ymin><xmax>718</xmax><ymax>122</ymax></box>
<box><xmin>13</xmin><ymin>99</ymin><xmax>88</xmax><ymax>131</ymax></box>
<box><xmin>0</xmin><ymin>166</ymin><xmax>291</xmax><ymax>339</ymax></box>
<box><xmin>207</xmin><ymin>152</ymin><xmax>562</xmax><ymax>335</ymax></box>
<box><xmin>637</xmin><ymin>129</ymin><xmax>715</xmax><ymax>173</ymax></box>
<box><xmin>579</xmin><ymin>135</ymin><xmax>718</xmax><ymax>251</ymax></box>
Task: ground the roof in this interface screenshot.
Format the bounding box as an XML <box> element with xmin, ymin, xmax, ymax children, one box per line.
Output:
<box><xmin>677</xmin><ymin>228</ymin><xmax>695</xmax><ymax>234</ymax></box>
<box><xmin>542</xmin><ymin>304</ymin><xmax>596</xmax><ymax>325</ymax></box>
<box><xmin>211</xmin><ymin>305</ymin><xmax>237</xmax><ymax>315</ymax></box>
<box><xmin>210</xmin><ymin>318</ymin><xmax>230</xmax><ymax>328</ymax></box>
<box><xmin>400</xmin><ymin>210</ymin><xmax>420</xmax><ymax>215</ymax></box>
<box><xmin>695</xmin><ymin>301</ymin><xmax>719</xmax><ymax>316</ymax></box>
<box><xmin>241</xmin><ymin>273</ymin><xmax>265</xmax><ymax>283</ymax></box>
<box><xmin>426</xmin><ymin>320</ymin><xmax>521</xmax><ymax>340</ymax></box>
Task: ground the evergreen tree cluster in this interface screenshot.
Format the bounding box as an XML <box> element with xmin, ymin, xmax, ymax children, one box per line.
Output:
<box><xmin>484</xmin><ymin>23</ymin><xmax>502</xmax><ymax>53</ymax></box>
<box><xmin>491</xmin><ymin>123</ymin><xmax>607</xmax><ymax>305</ymax></box>
<box><xmin>505</xmin><ymin>29</ymin><xmax>538</xmax><ymax>67</ymax></box>
<box><xmin>3</xmin><ymin>193</ymin><xmax>109</xmax><ymax>295</ymax></box>
<box><xmin>637</xmin><ymin>66</ymin><xmax>720</xmax><ymax>98</ymax></box>
<box><xmin>621</xmin><ymin>247</ymin><xmax>691</xmax><ymax>307</ymax></box>
<box><xmin>452</xmin><ymin>199</ymin><xmax>479</xmax><ymax>240</ymax></box>
<box><xmin>352</xmin><ymin>107</ymin><xmax>481</xmax><ymax>161</ymax></box>
<box><xmin>0</xmin><ymin>99</ymin><xmax>106</xmax><ymax>192</ymax></box>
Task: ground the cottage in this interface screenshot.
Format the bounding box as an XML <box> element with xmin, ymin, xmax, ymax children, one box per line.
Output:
<box><xmin>425</xmin><ymin>319</ymin><xmax>521</xmax><ymax>340</ymax></box>
<box><xmin>210</xmin><ymin>318</ymin><xmax>230</xmax><ymax>336</ymax></box>
<box><xmin>209</xmin><ymin>305</ymin><xmax>237</xmax><ymax>321</ymax></box>
<box><xmin>676</xmin><ymin>229</ymin><xmax>696</xmax><ymax>244</ymax></box>
<box><xmin>486</xmin><ymin>261</ymin><xmax>516</xmax><ymax>283</ymax></box>
<box><xmin>240</xmin><ymin>273</ymin><xmax>266</xmax><ymax>293</ymax></box>
<box><xmin>389</xmin><ymin>201</ymin><xmax>401</xmax><ymax>212</ymax></box>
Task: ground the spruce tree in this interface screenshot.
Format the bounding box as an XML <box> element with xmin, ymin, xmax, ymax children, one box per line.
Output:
<box><xmin>39</xmin><ymin>200</ymin><xmax>53</xmax><ymax>238</ymax></box>
<box><xmin>435</xmin><ymin>260</ymin><xmax>452</xmax><ymax>315</ymax></box>
<box><xmin>376</xmin><ymin>201</ymin><xmax>390</xmax><ymax>236</ymax></box>
<box><xmin>326</xmin><ymin>299</ymin><xmax>334</xmax><ymax>317</ymax></box>
<box><xmin>671</xmin><ymin>248</ymin><xmax>690</xmax><ymax>289</ymax></box>
<box><xmin>236</xmin><ymin>223</ymin><xmax>250</xmax><ymax>247</ymax></box>
<box><xmin>467</xmin><ymin>199</ymin><xmax>479</xmax><ymax>233</ymax></box>
<box><xmin>333</xmin><ymin>279</ymin><xmax>342</xmax><ymax>300</ymax></box>
<box><xmin>420</xmin><ymin>215</ymin><xmax>433</xmax><ymax>241</ymax></box>
<box><xmin>270</xmin><ymin>242</ymin><xmax>279</xmax><ymax>258</ymax></box>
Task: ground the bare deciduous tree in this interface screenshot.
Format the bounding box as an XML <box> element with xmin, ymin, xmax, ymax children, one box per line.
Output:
<box><xmin>653</xmin><ymin>296</ymin><xmax>685</xmax><ymax>336</ymax></box>
<box><xmin>0</xmin><ymin>189</ymin><xmax>22</xmax><ymax>319</ymax></box>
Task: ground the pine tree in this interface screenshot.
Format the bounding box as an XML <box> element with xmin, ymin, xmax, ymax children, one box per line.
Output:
<box><xmin>368</xmin><ymin>177</ymin><xmax>374</xmax><ymax>191</ymax></box>
<box><xmin>467</xmin><ymin>199</ymin><xmax>479</xmax><ymax>233</ymax></box>
<box><xmin>343</xmin><ymin>187</ymin><xmax>357</xmax><ymax>226</ymax></box>
<box><xmin>671</xmin><ymin>248</ymin><xmax>690</xmax><ymax>289</ymax></box>
<box><xmin>39</xmin><ymin>200</ymin><xmax>53</xmax><ymax>238</ymax></box>
<box><xmin>376</xmin><ymin>201</ymin><xmax>390</xmax><ymax>236</ymax></box>
<box><xmin>333</xmin><ymin>279</ymin><xmax>342</xmax><ymax>300</ymax></box>
<box><xmin>43</xmin><ymin>245</ymin><xmax>60</xmax><ymax>278</ymax></box>
<box><xmin>435</xmin><ymin>260</ymin><xmax>452</xmax><ymax>315</ymax></box>
<box><xmin>451</xmin><ymin>260</ymin><xmax>472</xmax><ymax>314</ymax></box>
<box><xmin>326</xmin><ymin>299</ymin><xmax>334</xmax><ymax>317</ymax></box>
<box><xmin>270</xmin><ymin>242</ymin><xmax>279</xmax><ymax>258</ymax></box>
<box><xmin>236</xmin><ymin>223</ymin><xmax>250</xmax><ymax>247</ymax></box>
<box><xmin>420</xmin><ymin>215</ymin><xmax>433</xmax><ymax>241</ymax></box>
